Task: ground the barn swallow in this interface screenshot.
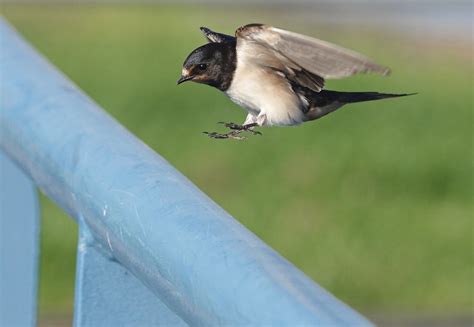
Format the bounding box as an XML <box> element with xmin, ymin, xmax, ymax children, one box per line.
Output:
<box><xmin>178</xmin><ymin>24</ymin><xmax>413</xmax><ymax>139</ymax></box>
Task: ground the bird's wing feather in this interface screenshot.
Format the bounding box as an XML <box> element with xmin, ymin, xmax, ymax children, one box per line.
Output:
<box><xmin>234</xmin><ymin>26</ymin><xmax>325</xmax><ymax>92</ymax></box>
<box><xmin>200</xmin><ymin>27</ymin><xmax>235</xmax><ymax>43</ymax></box>
<box><xmin>236</xmin><ymin>24</ymin><xmax>390</xmax><ymax>83</ymax></box>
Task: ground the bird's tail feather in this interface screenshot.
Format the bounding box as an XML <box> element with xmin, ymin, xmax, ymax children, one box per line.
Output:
<box><xmin>322</xmin><ymin>90</ymin><xmax>416</xmax><ymax>104</ymax></box>
<box><xmin>305</xmin><ymin>90</ymin><xmax>415</xmax><ymax>121</ymax></box>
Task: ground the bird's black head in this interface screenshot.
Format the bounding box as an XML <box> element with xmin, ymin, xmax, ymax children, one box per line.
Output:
<box><xmin>177</xmin><ymin>42</ymin><xmax>236</xmax><ymax>91</ymax></box>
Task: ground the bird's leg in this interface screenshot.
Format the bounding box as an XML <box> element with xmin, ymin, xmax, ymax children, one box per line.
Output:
<box><xmin>256</xmin><ymin>113</ymin><xmax>267</xmax><ymax>127</ymax></box>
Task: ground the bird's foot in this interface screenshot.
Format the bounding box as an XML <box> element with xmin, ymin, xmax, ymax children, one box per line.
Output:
<box><xmin>202</xmin><ymin>131</ymin><xmax>247</xmax><ymax>141</ymax></box>
<box><xmin>203</xmin><ymin>122</ymin><xmax>262</xmax><ymax>140</ymax></box>
<box><xmin>218</xmin><ymin>122</ymin><xmax>262</xmax><ymax>135</ymax></box>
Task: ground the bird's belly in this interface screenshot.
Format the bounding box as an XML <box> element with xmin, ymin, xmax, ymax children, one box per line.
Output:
<box><xmin>225</xmin><ymin>88</ymin><xmax>261</xmax><ymax>116</ymax></box>
<box><xmin>225</xmin><ymin>68</ymin><xmax>305</xmax><ymax>126</ymax></box>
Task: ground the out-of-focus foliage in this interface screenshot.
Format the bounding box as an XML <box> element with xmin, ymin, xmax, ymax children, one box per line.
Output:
<box><xmin>2</xmin><ymin>4</ymin><xmax>471</xmax><ymax>320</ymax></box>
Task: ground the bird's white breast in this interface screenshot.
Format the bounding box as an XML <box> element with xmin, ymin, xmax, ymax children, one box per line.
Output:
<box><xmin>225</xmin><ymin>41</ymin><xmax>306</xmax><ymax>126</ymax></box>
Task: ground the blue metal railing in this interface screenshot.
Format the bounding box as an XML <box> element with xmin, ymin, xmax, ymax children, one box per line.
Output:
<box><xmin>0</xmin><ymin>19</ymin><xmax>373</xmax><ymax>326</ymax></box>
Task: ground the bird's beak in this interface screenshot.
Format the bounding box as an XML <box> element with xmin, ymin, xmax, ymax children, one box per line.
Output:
<box><xmin>177</xmin><ymin>75</ymin><xmax>193</xmax><ymax>85</ymax></box>
<box><xmin>177</xmin><ymin>68</ymin><xmax>193</xmax><ymax>85</ymax></box>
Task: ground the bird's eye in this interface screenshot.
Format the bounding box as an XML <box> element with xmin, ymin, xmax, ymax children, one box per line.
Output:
<box><xmin>197</xmin><ymin>64</ymin><xmax>207</xmax><ymax>71</ymax></box>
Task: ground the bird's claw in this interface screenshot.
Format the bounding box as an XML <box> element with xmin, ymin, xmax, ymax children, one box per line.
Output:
<box><xmin>203</xmin><ymin>131</ymin><xmax>246</xmax><ymax>141</ymax></box>
<box><xmin>203</xmin><ymin>122</ymin><xmax>262</xmax><ymax>140</ymax></box>
<box><xmin>217</xmin><ymin>122</ymin><xmax>262</xmax><ymax>135</ymax></box>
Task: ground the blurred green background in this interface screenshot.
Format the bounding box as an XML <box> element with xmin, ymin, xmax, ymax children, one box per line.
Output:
<box><xmin>1</xmin><ymin>3</ymin><xmax>472</xmax><ymax>325</ymax></box>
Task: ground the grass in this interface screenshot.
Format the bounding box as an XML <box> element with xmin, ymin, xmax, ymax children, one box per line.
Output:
<box><xmin>2</xmin><ymin>4</ymin><xmax>472</xmax><ymax>320</ymax></box>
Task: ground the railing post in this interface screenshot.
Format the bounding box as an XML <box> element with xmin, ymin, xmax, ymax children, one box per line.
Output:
<box><xmin>0</xmin><ymin>151</ymin><xmax>40</xmax><ymax>327</ymax></box>
<box><xmin>73</xmin><ymin>224</ymin><xmax>185</xmax><ymax>326</ymax></box>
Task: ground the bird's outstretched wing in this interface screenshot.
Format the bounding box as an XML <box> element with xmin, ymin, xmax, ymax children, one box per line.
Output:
<box><xmin>200</xmin><ymin>27</ymin><xmax>235</xmax><ymax>43</ymax></box>
<box><xmin>235</xmin><ymin>24</ymin><xmax>391</xmax><ymax>92</ymax></box>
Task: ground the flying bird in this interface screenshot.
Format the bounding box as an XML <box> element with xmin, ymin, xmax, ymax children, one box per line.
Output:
<box><xmin>178</xmin><ymin>24</ymin><xmax>412</xmax><ymax>139</ymax></box>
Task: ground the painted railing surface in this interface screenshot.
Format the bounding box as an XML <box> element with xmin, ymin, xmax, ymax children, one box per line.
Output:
<box><xmin>0</xmin><ymin>19</ymin><xmax>373</xmax><ymax>326</ymax></box>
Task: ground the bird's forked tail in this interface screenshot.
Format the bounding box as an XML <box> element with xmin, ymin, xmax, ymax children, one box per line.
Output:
<box><xmin>305</xmin><ymin>90</ymin><xmax>415</xmax><ymax>121</ymax></box>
